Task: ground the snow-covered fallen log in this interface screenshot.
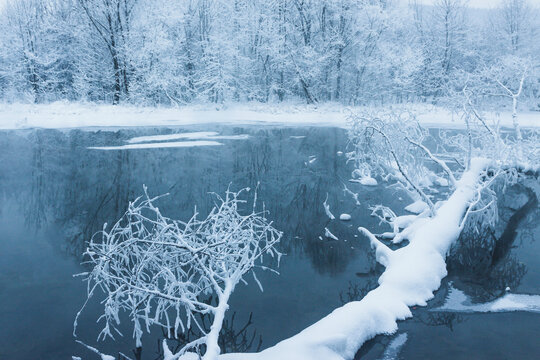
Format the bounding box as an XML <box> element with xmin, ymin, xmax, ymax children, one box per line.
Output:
<box><xmin>212</xmin><ymin>158</ymin><xmax>491</xmax><ymax>360</ymax></box>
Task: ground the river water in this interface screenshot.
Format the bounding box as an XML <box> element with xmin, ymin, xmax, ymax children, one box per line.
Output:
<box><xmin>0</xmin><ymin>125</ymin><xmax>537</xmax><ymax>359</ymax></box>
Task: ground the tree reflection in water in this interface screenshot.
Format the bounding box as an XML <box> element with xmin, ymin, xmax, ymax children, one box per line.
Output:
<box><xmin>155</xmin><ymin>305</ymin><xmax>263</xmax><ymax>359</ymax></box>
<box><xmin>447</xmin><ymin>181</ymin><xmax>538</xmax><ymax>302</ymax></box>
<box><xmin>1</xmin><ymin>127</ymin><xmax>538</xmax><ymax>359</ymax></box>
<box><xmin>90</xmin><ymin>308</ymin><xmax>263</xmax><ymax>360</ymax></box>
<box><xmin>0</xmin><ymin>126</ymin><xmax>371</xmax><ymax>276</ymax></box>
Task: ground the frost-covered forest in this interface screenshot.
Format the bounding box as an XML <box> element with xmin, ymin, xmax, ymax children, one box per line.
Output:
<box><xmin>0</xmin><ymin>0</ymin><xmax>539</xmax><ymax>107</ymax></box>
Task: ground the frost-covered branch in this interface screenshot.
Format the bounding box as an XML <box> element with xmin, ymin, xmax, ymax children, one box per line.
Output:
<box><xmin>75</xmin><ymin>186</ymin><xmax>282</xmax><ymax>360</ymax></box>
<box><xmin>347</xmin><ymin>110</ymin><xmax>441</xmax><ymax>214</ymax></box>
<box><xmin>405</xmin><ymin>136</ymin><xmax>457</xmax><ymax>187</ymax></box>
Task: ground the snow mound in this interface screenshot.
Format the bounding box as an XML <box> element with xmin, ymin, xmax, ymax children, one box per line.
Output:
<box><xmin>433</xmin><ymin>286</ymin><xmax>540</xmax><ymax>314</ymax></box>
<box><xmin>339</xmin><ymin>214</ymin><xmax>352</xmax><ymax>221</ymax></box>
<box><xmin>350</xmin><ymin>176</ymin><xmax>378</xmax><ymax>186</ymax></box>
<box><xmin>392</xmin><ymin>215</ymin><xmax>418</xmax><ymax>229</ymax></box>
<box><xmin>434</xmin><ymin>176</ymin><xmax>449</xmax><ymax>187</ymax></box>
<box><xmin>404</xmin><ymin>200</ymin><xmax>428</xmax><ymax>214</ymax></box>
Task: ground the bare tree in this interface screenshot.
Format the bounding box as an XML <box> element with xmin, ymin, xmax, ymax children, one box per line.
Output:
<box><xmin>77</xmin><ymin>0</ymin><xmax>137</xmax><ymax>104</ymax></box>
<box><xmin>500</xmin><ymin>0</ymin><xmax>532</xmax><ymax>54</ymax></box>
<box><xmin>75</xmin><ymin>186</ymin><xmax>282</xmax><ymax>360</ymax></box>
<box><xmin>347</xmin><ymin>110</ymin><xmax>446</xmax><ymax>215</ymax></box>
<box><xmin>481</xmin><ymin>55</ymin><xmax>531</xmax><ymax>142</ymax></box>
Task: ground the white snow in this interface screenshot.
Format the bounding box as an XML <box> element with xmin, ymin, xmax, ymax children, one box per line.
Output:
<box><xmin>213</xmin><ymin>157</ymin><xmax>492</xmax><ymax>360</ymax></box>
<box><xmin>198</xmin><ymin>134</ymin><xmax>249</xmax><ymax>140</ymax></box>
<box><xmin>88</xmin><ymin>140</ymin><xmax>223</xmax><ymax>150</ymax></box>
<box><xmin>1</xmin><ymin>102</ymin><xmax>538</xmax><ymax>130</ymax></box>
<box><xmin>404</xmin><ymin>200</ymin><xmax>429</xmax><ymax>214</ymax></box>
<box><xmin>433</xmin><ymin>176</ymin><xmax>449</xmax><ymax>187</ymax></box>
<box><xmin>433</xmin><ymin>285</ymin><xmax>540</xmax><ymax>314</ymax></box>
<box><xmin>91</xmin><ymin>131</ymin><xmax>247</xmax><ymax>150</ymax></box>
<box><xmin>127</xmin><ymin>131</ymin><xmax>219</xmax><ymax>143</ymax></box>
<box><xmin>323</xmin><ymin>194</ymin><xmax>335</xmax><ymax>220</ymax></box>
<box><xmin>392</xmin><ymin>215</ymin><xmax>418</xmax><ymax>229</ymax></box>
<box><xmin>350</xmin><ymin>176</ymin><xmax>378</xmax><ymax>186</ymax></box>
<box><xmin>324</xmin><ymin>228</ymin><xmax>339</xmax><ymax>241</ymax></box>
<box><xmin>127</xmin><ymin>132</ymin><xmax>249</xmax><ymax>143</ymax></box>
<box><xmin>75</xmin><ymin>341</ymin><xmax>115</xmax><ymax>360</ymax></box>
<box><xmin>339</xmin><ymin>214</ymin><xmax>352</xmax><ymax>221</ymax></box>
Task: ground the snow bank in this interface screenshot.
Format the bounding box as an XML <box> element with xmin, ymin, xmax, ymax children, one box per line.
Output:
<box><xmin>88</xmin><ymin>140</ymin><xmax>223</xmax><ymax>150</ymax></box>
<box><xmin>433</xmin><ymin>285</ymin><xmax>540</xmax><ymax>314</ymax></box>
<box><xmin>1</xmin><ymin>102</ymin><xmax>538</xmax><ymax>130</ymax></box>
<box><xmin>215</xmin><ymin>158</ymin><xmax>491</xmax><ymax>360</ymax></box>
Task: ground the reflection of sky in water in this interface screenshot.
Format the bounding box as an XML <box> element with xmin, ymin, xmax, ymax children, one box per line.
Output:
<box><xmin>0</xmin><ymin>126</ymin><xmax>537</xmax><ymax>360</ymax></box>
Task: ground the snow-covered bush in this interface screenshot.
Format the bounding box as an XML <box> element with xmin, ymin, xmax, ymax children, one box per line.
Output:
<box><xmin>75</xmin><ymin>186</ymin><xmax>282</xmax><ymax>360</ymax></box>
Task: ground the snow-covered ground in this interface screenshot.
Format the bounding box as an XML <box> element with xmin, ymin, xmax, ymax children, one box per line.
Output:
<box><xmin>1</xmin><ymin>102</ymin><xmax>539</xmax><ymax>130</ymax></box>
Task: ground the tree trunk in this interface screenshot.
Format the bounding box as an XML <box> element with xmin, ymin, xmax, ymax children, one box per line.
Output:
<box><xmin>202</xmin><ymin>280</ymin><xmax>234</xmax><ymax>360</ymax></box>
<box><xmin>512</xmin><ymin>96</ymin><xmax>522</xmax><ymax>142</ymax></box>
<box><xmin>112</xmin><ymin>55</ymin><xmax>122</xmax><ymax>105</ymax></box>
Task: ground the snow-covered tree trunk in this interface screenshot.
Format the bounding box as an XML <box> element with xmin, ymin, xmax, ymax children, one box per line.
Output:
<box><xmin>203</xmin><ymin>279</ymin><xmax>234</xmax><ymax>360</ymax></box>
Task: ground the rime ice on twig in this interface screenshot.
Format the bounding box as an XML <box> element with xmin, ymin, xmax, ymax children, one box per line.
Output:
<box><xmin>75</xmin><ymin>186</ymin><xmax>282</xmax><ymax>360</ymax></box>
<box><xmin>323</xmin><ymin>193</ymin><xmax>335</xmax><ymax>220</ymax></box>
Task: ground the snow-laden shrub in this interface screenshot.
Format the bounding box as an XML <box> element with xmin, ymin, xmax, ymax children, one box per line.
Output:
<box><xmin>75</xmin><ymin>186</ymin><xmax>282</xmax><ymax>360</ymax></box>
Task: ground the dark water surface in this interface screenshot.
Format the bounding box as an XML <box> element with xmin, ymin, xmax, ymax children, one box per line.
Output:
<box><xmin>0</xmin><ymin>125</ymin><xmax>538</xmax><ymax>360</ymax></box>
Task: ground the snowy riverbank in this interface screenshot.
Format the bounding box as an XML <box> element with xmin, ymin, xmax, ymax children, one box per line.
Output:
<box><xmin>1</xmin><ymin>102</ymin><xmax>539</xmax><ymax>130</ymax></box>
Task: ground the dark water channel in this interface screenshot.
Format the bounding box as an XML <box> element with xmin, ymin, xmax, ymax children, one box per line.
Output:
<box><xmin>0</xmin><ymin>125</ymin><xmax>538</xmax><ymax>360</ymax></box>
